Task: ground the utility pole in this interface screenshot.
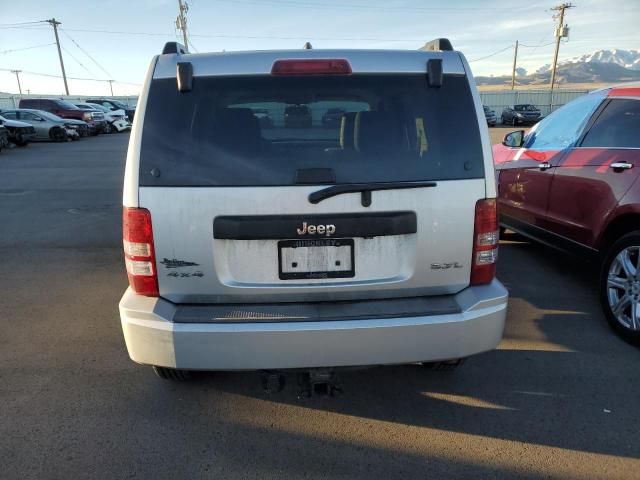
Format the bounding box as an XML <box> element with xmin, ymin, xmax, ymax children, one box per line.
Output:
<box><xmin>510</xmin><ymin>40</ymin><xmax>519</xmax><ymax>90</ymax></box>
<box><xmin>549</xmin><ymin>3</ymin><xmax>574</xmax><ymax>91</ymax></box>
<box><xmin>10</xmin><ymin>70</ymin><xmax>22</xmax><ymax>94</ymax></box>
<box><xmin>46</xmin><ymin>18</ymin><xmax>69</xmax><ymax>95</ymax></box>
<box><xmin>108</xmin><ymin>80</ymin><xmax>114</xmax><ymax>96</ymax></box>
<box><xmin>176</xmin><ymin>0</ymin><xmax>190</xmax><ymax>51</ymax></box>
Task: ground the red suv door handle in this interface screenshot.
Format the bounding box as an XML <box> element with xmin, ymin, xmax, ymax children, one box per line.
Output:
<box><xmin>610</xmin><ymin>162</ymin><xmax>633</xmax><ymax>171</ymax></box>
<box><xmin>539</xmin><ymin>161</ymin><xmax>552</xmax><ymax>171</ymax></box>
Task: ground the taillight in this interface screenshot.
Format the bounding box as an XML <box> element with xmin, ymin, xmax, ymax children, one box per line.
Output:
<box><xmin>123</xmin><ymin>207</ymin><xmax>159</xmax><ymax>296</ymax></box>
<box><xmin>271</xmin><ymin>59</ymin><xmax>352</xmax><ymax>76</ymax></box>
<box><xmin>470</xmin><ymin>199</ymin><xmax>499</xmax><ymax>285</ymax></box>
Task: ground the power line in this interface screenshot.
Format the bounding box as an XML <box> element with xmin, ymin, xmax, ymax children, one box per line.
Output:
<box><xmin>0</xmin><ymin>24</ymin><xmax>431</xmax><ymax>42</ymax></box>
<box><xmin>190</xmin><ymin>32</ymin><xmax>423</xmax><ymax>42</ymax></box>
<box><xmin>0</xmin><ymin>43</ymin><xmax>56</xmax><ymax>55</ymax></box>
<box><xmin>188</xmin><ymin>39</ymin><xmax>199</xmax><ymax>53</ymax></box>
<box><xmin>61</xmin><ymin>45</ymin><xmax>97</xmax><ymax>77</ymax></box>
<box><xmin>468</xmin><ymin>45</ymin><xmax>513</xmax><ymax>63</ymax></box>
<box><xmin>0</xmin><ymin>68</ymin><xmax>141</xmax><ymax>85</ymax></box>
<box><xmin>520</xmin><ymin>41</ymin><xmax>555</xmax><ymax>48</ymax></box>
<box><xmin>44</xmin><ymin>27</ymin><xmax>167</xmax><ymax>36</ymax></box>
<box><xmin>219</xmin><ymin>0</ymin><xmax>511</xmax><ymax>12</ymax></box>
<box><xmin>59</xmin><ymin>28</ymin><xmax>113</xmax><ymax>78</ymax></box>
<box><xmin>61</xmin><ymin>27</ymin><xmax>426</xmax><ymax>42</ymax></box>
<box><xmin>517</xmin><ymin>34</ymin><xmax>555</xmax><ymax>70</ymax></box>
<box><xmin>0</xmin><ymin>21</ymin><xmax>47</xmax><ymax>27</ymax></box>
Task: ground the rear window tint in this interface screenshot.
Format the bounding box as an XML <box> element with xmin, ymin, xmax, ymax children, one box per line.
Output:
<box><xmin>139</xmin><ymin>74</ymin><xmax>484</xmax><ymax>186</ymax></box>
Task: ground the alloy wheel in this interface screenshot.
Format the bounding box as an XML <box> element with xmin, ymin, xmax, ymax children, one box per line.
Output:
<box><xmin>607</xmin><ymin>245</ymin><xmax>640</xmax><ymax>331</ymax></box>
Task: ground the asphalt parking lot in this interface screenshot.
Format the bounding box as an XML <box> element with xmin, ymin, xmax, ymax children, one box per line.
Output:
<box><xmin>1</xmin><ymin>131</ymin><xmax>639</xmax><ymax>479</ymax></box>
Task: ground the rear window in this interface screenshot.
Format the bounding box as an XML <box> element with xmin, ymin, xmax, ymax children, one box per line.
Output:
<box><xmin>139</xmin><ymin>74</ymin><xmax>484</xmax><ymax>186</ymax></box>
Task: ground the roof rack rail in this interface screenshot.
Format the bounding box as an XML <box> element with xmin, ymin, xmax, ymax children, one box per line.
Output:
<box><xmin>162</xmin><ymin>42</ymin><xmax>188</xmax><ymax>55</ymax></box>
<box><xmin>421</xmin><ymin>38</ymin><xmax>453</xmax><ymax>52</ymax></box>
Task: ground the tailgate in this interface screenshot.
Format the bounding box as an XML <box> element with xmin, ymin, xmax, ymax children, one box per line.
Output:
<box><xmin>141</xmin><ymin>180</ymin><xmax>484</xmax><ymax>303</ymax></box>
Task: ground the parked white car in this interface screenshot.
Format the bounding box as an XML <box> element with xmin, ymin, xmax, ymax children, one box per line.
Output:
<box><xmin>75</xmin><ymin>103</ymin><xmax>131</xmax><ymax>133</ymax></box>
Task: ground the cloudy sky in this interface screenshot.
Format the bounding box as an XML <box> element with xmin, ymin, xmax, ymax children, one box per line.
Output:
<box><xmin>1</xmin><ymin>0</ymin><xmax>638</xmax><ymax>96</ymax></box>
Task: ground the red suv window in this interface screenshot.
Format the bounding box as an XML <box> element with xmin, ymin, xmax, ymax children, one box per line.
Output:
<box><xmin>581</xmin><ymin>99</ymin><xmax>640</xmax><ymax>148</ymax></box>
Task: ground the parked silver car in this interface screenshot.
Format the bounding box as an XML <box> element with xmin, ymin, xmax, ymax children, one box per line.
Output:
<box><xmin>119</xmin><ymin>40</ymin><xmax>508</xmax><ymax>381</ymax></box>
<box><xmin>0</xmin><ymin>109</ymin><xmax>88</xmax><ymax>141</ymax></box>
<box><xmin>0</xmin><ymin>114</ymin><xmax>37</xmax><ymax>146</ymax></box>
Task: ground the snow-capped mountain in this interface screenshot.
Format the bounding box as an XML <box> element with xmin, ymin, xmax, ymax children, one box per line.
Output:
<box><xmin>475</xmin><ymin>48</ymin><xmax>640</xmax><ymax>87</ymax></box>
<box><xmin>536</xmin><ymin>49</ymin><xmax>640</xmax><ymax>74</ymax></box>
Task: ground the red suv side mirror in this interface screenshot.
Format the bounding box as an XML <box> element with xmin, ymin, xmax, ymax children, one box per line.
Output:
<box><xmin>502</xmin><ymin>130</ymin><xmax>525</xmax><ymax>148</ymax></box>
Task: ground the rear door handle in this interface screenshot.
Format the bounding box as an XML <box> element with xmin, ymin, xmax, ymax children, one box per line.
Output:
<box><xmin>539</xmin><ymin>161</ymin><xmax>552</xmax><ymax>171</ymax></box>
<box><xmin>610</xmin><ymin>162</ymin><xmax>633</xmax><ymax>171</ymax></box>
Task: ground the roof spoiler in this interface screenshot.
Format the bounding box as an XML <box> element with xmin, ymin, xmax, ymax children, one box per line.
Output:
<box><xmin>421</xmin><ymin>38</ymin><xmax>453</xmax><ymax>52</ymax></box>
<box><xmin>162</xmin><ymin>41</ymin><xmax>188</xmax><ymax>55</ymax></box>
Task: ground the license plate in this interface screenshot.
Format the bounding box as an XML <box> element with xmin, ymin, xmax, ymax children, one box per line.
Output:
<box><xmin>278</xmin><ymin>238</ymin><xmax>355</xmax><ymax>280</ymax></box>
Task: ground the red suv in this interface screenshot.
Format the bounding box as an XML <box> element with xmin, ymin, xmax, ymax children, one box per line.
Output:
<box><xmin>493</xmin><ymin>85</ymin><xmax>640</xmax><ymax>343</ymax></box>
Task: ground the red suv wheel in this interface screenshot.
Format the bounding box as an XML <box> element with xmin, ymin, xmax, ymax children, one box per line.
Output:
<box><xmin>600</xmin><ymin>231</ymin><xmax>640</xmax><ymax>344</ymax></box>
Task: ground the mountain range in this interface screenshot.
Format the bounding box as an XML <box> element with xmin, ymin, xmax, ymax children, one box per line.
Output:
<box><xmin>475</xmin><ymin>49</ymin><xmax>640</xmax><ymax>87</ymax></box>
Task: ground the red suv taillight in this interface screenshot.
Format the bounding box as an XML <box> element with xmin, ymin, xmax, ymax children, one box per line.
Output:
<box><xmin>470</xmin><ymin>199</ymin><xmax>499</xmax><ymax>285</ymax></box>
<box><xmin>123</xmin><ymin>207</ymin><xmax>159</xmax><ymax>296</ymax></box>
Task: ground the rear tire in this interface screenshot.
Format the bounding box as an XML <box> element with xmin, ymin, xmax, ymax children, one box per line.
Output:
<box><xmin>104</xmin><ymin>123</ymin><xmax>114</xmax><ymax>134</ymax></box>
<box><xmin>152</xmin><ymin>366</ymin><xmax>192</xmax><ymax>381</ymax></box>
<box><xmin>600</xmin><ymin>231</ymin><xmax>640</xmax><ymax>344</ymax></box>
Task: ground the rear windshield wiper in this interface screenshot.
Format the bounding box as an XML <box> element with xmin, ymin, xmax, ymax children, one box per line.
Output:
<box><xmin>309</xmin><ymin>181</ymin><xmax>437</xmax><ymax>207</ymax></box>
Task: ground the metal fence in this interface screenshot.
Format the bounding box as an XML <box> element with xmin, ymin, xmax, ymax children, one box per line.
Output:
<box><xmin>479</xmin><ymin>88</ymin><xmax>591</xmax><ymax>121</ymax></box>
<box><xmin>0</xmin><ymin>94</ymin><xmax>138</xmax><ymax>110</ymax></box>
<box><xmin>1</xmin><ymin>89</ymin><xmax>593</xmax><ymax>123</ymax></box>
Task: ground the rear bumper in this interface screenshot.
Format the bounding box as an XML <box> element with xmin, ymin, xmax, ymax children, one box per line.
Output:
<box><xmin>119</xmin><ymin>280</ymin><xmax>508</xmax><ymax>370</ymax></box>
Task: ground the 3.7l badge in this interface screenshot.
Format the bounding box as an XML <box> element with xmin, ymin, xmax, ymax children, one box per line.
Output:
<box><xmin>431</xmin><ymin>262</ymin><xmax>463</xmax><ymax>270</ymax></box>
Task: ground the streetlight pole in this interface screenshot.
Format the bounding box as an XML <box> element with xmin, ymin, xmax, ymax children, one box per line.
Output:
<box><xmin>108</xmin><ymin>80</ymin><xmax>114</xmax><ymax>96</ymax></box>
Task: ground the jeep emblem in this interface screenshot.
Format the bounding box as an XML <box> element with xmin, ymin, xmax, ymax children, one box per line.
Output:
<box><xmin>297</xmin><ymin>222</ymin><xmax>336</xmax><ymax>236</ymax></box>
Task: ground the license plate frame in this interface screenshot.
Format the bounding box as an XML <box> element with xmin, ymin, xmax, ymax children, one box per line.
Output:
<box><xmin>278</xmin><ymin>238</ymin><xmax>355</xmax><ymax>280</ymax></box>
